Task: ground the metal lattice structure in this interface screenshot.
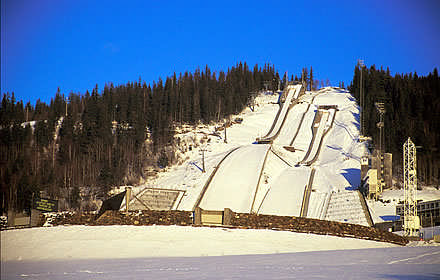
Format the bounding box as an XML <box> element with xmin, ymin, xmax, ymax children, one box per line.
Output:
<box><xmin>403</xmin><ymin>137</ymin><xmax>419</xmax><ymax>236</ymax></box>
<box><xmin>375</xmin><ymin>102</ymin><xmax>386</xmax><ymax>197</ymax></box>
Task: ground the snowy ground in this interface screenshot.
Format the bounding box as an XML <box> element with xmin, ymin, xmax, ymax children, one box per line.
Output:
<box><xmin>367</xmin><ymin>187</ymin><xmax>440</xmax><ymax>224</ymax></box>
<box><xmin>3</xmin><ymin>248</ymin><xmax>440</xmax><ymax>280</ymax></box>
<box><xmin>1</xmin><ymin>225</ymin><xmax>401</xmax><ymax>262</ymax></box>
<box><xmin>2</xmin><ymin>225</ymin><xmax>440</xmax><ymax>279</ymax></box>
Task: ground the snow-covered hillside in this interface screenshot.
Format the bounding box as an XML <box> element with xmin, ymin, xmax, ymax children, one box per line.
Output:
<box><xmin>125</xmin><ymin>87</ymin><xmax>373</xmax><ymax>225</ymax></box>
<box><xmin>119</xmin><ymin>86</ymin><xmax>439</xmax><ymax>224</ymax></box>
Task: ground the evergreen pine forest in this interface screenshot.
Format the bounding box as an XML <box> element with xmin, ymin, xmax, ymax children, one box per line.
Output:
<box><xmin>1</xmin><ymin>62</ymin><xmax>439</xmax><ymax>213</ymax></box>
<box><xmin>349</xmin><ymin>65</ymin><xmax>440</xmax><ymax>187</ymax></box>
<box><xmin>1</xmin><ymin>62</ymin><xmax>282</xmax><ymax>212</ymax></box>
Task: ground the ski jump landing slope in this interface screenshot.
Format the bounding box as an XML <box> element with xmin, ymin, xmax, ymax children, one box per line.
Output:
<box><xmin>257</xmin><ymin>167</ymin><xmax>311</xmax><ymax>217</ymax></box>
<box><xmin>198</xmin><ymin>144</ymin><xmax>270</xmax><ymax>213</ymax></box>
<box><xmin>254</xmin><ymin>88</ymin><xmax>369</xmax><ymax>224</ymax></box>
<box><xmin>134</xmin><ymin>87</ymin><xmax>369</xmax><ymax>226</ymax></box>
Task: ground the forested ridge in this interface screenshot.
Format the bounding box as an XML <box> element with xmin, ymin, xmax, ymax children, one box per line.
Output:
<box><xmin>1</xmin><ymin>62</ymin><xmax>295</xmax><ymax>212</ymax></box>
<box><xmin>350</xmin><ymin>65</ymin><xmax>440</xmax><ymax>186</ymax></box>
<box><xmin>7</xmin><ymin>61</ymin><xmax>435</xmax><ymax>214</ymax></box>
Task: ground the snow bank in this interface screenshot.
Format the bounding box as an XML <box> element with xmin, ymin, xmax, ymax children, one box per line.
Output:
<box><xmin>1</xmin><ymin>225</ymin><xmax>399</xmax><ymax>261</ymax></box>
<box><xmin>3</xmin><ymin>246</ymin><xmax>440</xmax><ymax>280</ymax></box>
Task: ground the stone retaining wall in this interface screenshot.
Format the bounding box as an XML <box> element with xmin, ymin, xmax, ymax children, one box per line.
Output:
<box><xmin>231</xmin><ymin>213</ymin><xmax>408</xmax><ymax>245</ymax></box>
<box><xmin>40</xmin><ymin>210</ymin><xmax>193</xmax><ymax>227</ymax></box>
<box><xmin>37</xmin><ymin>210</ymin><xmax>408</xmax><ymax>245</ymax></box>
<box><xmin>96</xmin><ymin>210</ymin><xmax>193</xmax><ymax>226</ymax></box>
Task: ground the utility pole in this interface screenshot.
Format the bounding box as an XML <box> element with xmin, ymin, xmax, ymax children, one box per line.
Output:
<box><xmin>200</xmin><ymin>147</ymin><xmax>207</xmax><ymax>173</ymax></box>
<box><xmin>358</xmin><ymin>59</ymin><xmax>365</xmax><ymax>137</ymax></box>
<box><xmin>301</xmin><ymin>69</ymin><xmax>304</xmax><ymax>85</ymax></box>
<box><xmin>143</xmin><ymin>89</ymin><xmax>146</xmax><ymax>114</ymax></box>
<box><xmin>263</xmin><ymin>81</ymin><xmax>270</xmax><ymax>92</ymax></box>
<box><xmin>224</xmin><ymin>120</ymin><xmax>228</xmax><ymax>143</ymax></box>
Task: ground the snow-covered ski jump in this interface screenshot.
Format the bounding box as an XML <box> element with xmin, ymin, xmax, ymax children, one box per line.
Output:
<box><xmin>128</xmin><ymin>85</ymin><xmax>370</xmax><ymax>226</ymax></box>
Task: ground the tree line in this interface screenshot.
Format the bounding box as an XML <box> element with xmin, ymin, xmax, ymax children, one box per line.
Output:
<box><xmin>1</xmin><ymin>62</ymin><xmax>296</xmax><ymax>213</ymax></box>
<box><xmin>350</xmin><ymin>64</ymin><xmax>440</xmax><ymax>186</ymax></box>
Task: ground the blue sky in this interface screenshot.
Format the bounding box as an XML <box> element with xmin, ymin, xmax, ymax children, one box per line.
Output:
<box><xmin>1</xmin><ymin>0</ymin><xmax>439</xmax><ymax>104</ymax></box>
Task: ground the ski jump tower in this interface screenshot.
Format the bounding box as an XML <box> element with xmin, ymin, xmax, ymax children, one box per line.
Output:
<box><xmin>403</xmin><ymin>137</ymin><xmax>420</xmax><ymax>236</ymax></box>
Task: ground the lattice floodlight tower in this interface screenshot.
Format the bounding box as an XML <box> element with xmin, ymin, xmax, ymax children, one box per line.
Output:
<box><xmin>403</xmin><ymin>137</ymin><xmax>420</xmax><ymax>236</ymax></box>
<box><xmin>375</xmin><ymin>102</ymin><xmax>386</xmax><ymax>197</ymax></box>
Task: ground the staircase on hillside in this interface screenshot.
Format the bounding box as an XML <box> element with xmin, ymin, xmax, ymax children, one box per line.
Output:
<box><xmin>324</xmin><ymin>190</ymin><xmax>372</xmax><ymax>227</ymax></box>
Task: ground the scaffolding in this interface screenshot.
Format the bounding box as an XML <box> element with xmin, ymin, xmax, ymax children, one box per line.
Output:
<box><xmin>403</xmin><ymin>137</ymin><xmax>420</xmax><ymax>236</ymax></box>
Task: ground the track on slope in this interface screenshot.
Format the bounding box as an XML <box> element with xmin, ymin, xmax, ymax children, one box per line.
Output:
<box><xmin>197</xmin><ymin>85</ymin><xmax>303</xmax><ymax>213</ymax></box>
<box><xmin>288</xmin><ymin>94</ymin><xmax>319</xmax><ymax>146</ymax></box>
<box><xmin>298</xmin><ymin>108</ymin><xmax>336</xmax><ymax>166</ymax></box>
<box><xmin>300</xmin><ymin>168</ymin><xmax>316</xmax><ymax>217</ymax></box>
<box><xmin>258</xmin><ymin>85</ymin><xmax>302</xmax><ymax>143</ymax></box>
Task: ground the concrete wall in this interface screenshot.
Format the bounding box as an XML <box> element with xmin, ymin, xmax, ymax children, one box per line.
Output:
<box><xmin>384</xmin><ymin>153</ymin><xmax>392</xmax><ymax>188</ymax></box>
<box><xmin>7</xmin><ymin>211</ymin><xmax>35</xmax><ymax>227</ymax></box>
<box><xmin>129</xmin><ymin>188</ymin><xmax>183</xmax><ymax>211</ymax></box>
<box><xmin>361</xmin><ymin>157</ymin><xmax>369</xmax><ymax>181</ymax></box>
<box><xmin>31</xmin><ymin>209</ymin><xmax>42</xmax><ymax>227</ymax></box>
<box><xmin>371</xmin><ymin>155</ymin><xmax>380</xmax><ymax>180</ymax></box>
<box><xmin>194</xmin><ymin>207</ymin><xmax>233</xmax><ymax>226</ymax></box>
<box><xmin>368</xmin><ymin>169</ymin><xmax>378</xmax><ymax>199</ymax></box>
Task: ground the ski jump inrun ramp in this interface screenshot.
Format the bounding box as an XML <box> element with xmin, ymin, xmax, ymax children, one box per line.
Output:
<box><xmin>257</xmin><ymin>84</ymin><xmax>304</xmax><ymax>143</ymax></box>
<box><xmin>194</xmin><ymin>85</ymin><xmax>371</xmax><ymax>226</ymax></box>
<box><xmin>196</xmin><ymin>84</ymin><xmax>305</xmax><ymax>213</ymax></box>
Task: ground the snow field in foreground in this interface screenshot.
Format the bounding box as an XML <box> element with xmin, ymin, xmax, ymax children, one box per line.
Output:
<box><xmin>3</xmin><ymin>247</ymin><xmax>440</xmax><ymax>280</ymax></box>
<box><xmin>1</xmin><ymin>225</ymin><xmax>399</xmax><ymax>261</ymax></box>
